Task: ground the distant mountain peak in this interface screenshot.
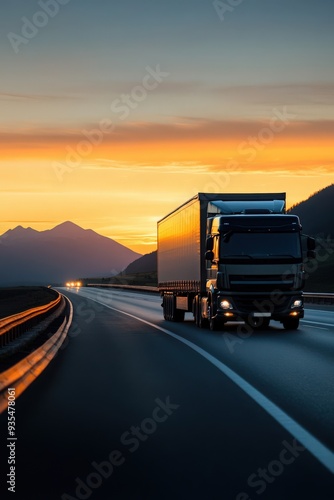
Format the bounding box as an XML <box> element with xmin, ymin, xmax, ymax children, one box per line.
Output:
<box><xmin>54</xmin><ymin>221</ymin><xmax>81</xmax><ymax>229</ymax></box>
<box><xmin>12</xmin><ymin>225</ymin><xmax>30</xmax><ymax>233</ymax></box>
<box><xmin>0</xmin><ymin>221</ymin><xmax>141</xmax><ymax>286</ymax></box>
<box><xmin>47</xmin><ymin>221</ymin><xmax>89</xmax><ymax>237</ymax></box>
<box><xmin>1</xmin><ymin>225</ymin><xmax>39</xmax><ymax>240</ymax></box>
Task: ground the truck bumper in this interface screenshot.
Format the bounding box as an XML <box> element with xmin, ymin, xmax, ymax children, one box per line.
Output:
<box><xmin>214</xmin><ymin>292</ymin><xmax>304</xmax><ymax>323</ymax></box>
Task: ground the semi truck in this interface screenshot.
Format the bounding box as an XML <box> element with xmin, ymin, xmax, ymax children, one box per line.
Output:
<box><xmin>157</xmin><ymin>193</ymin><xmax>315</xmax><ymax>331</ymax></box>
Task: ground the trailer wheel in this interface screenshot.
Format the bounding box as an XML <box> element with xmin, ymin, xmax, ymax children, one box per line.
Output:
<box><xmin>162</xmin><ymin>295</ymin><xmax>171</xmax><ymax>320</ymax></box>
<box><xmin>283</xmin><ymin>318</ymin><xmax>299</xmax><ymax>330</ymax></box>
<box><xmin>163</xmin><ymin>294</ymin><xmax>184</xmax><ymax>322</ymax></box>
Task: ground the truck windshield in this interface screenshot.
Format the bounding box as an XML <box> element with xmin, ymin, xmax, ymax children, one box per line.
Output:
<box><xmin>221</xmin><ymin>232</ymin><xmax>302</xmax><ymax>261</ymax></box>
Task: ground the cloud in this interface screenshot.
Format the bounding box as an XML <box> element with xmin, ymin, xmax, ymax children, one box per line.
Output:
<box><xmin>0</xmin><ymin>92</ymin><xmax>77</xmax><ymax>102</ymax></box>
<box><xmin>58</xmin><ymin>81</ymin><xmax>334</xmax><ymax>106</ymax></box>
<box><xmin>1</xmin><ymin>117</ymin><xmax>334</xmax><ymax>146</ymax></box>
<box><xmin>211</xmin><ymin>83</ymin><xmax>334</xmax><ymax>106</ymax></box>
<box><xmin>63</xmin><ymin>80</ymin><xmax>203</xmax><ymax>96</ymax></box>
<box><xmin>112</xmin><ymin>118</ymin><xmax>334</xmax><ymax>141</ymax></box>
<box><xmin>85</xmin><ymin>159</ymin><xmax>211</xmax><ymax>175</ymax></box>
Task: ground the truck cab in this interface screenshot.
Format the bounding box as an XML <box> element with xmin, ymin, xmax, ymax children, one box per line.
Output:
<box><xmin>205</xmin><ymin>210</ymin><xmax>305</xmax><ymax>330</ymax></box>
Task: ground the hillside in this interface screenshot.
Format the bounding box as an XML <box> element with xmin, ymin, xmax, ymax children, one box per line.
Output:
<box><xmin>0</xmin><ymin>222</ymin><xmax>141</xmax><ymax>286</ymax></box>
<box><xmin>288</xmin><ymin>184</ymin><xmax>334</xmax><ymax>237</ymax></box>
<box><xmin>123</xmin><ymin>251</ymin><xmax>157</xmax><ymax>274</ymax></box>
<box><xmin>303</xmin><ymin>251</ymin><xmax>334</xmax><ymax>292</ymax></box>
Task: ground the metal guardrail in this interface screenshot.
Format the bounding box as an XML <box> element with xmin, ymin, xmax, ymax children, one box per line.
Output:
<box><xmin>86</xmin><ymin>284</ymin><xmax>334</xmax><ymax>305</ymax></box>
<box><xmin>303</xmin><ymin>292</ymin><xmax>334</xmax><ymax>305</ymax></box>
<box><xmin>0</xmin><ymin>295</ymin><xmax>73</xmax><ymax>414</ymax></box>
<box><xmin>0</xmin><ymin>292</ymin><xmax>62</xmax><ymax>347</ymax></box>
<box><xmin>86</xmin><ymin>284</ymin><xmax>159</xmax><ymax>293</ymax></box>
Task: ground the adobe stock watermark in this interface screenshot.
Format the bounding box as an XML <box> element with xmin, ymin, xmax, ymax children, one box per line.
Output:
<box><xmin>110</xmin><ymin>65</ymin><xmax>170</xmax><ymax>121</ymax></box>
<box><xmin>56</xmin><ymin>295</ymin><xmax>104</xmax><ymax>352</ymax></box>
<box><xmin>61</xmin><ymin>396</ymin><xmax>180</xmax><ymax>500</ymax></box>
<box><xmin>46</xmin><ymin>285</ymin><xmax>113</xmax><ymax>354</ymax></box>
<box><xmin>213</xmin><ymin>0</ymin><xmax>247</xmax><ymax>22</ymax></box>
<box><xmin>192</xmin><ymin>106</ymin><xmax>296</xmax><ymax>198</ymax></box>
<box><xmin>52</xmin><ymin>64</ymin><xmax>169</xmax><ymax>182</ymax></box>
<box><xmin>56</xmin><ymin>275</ymin><xmax>139</xmax><ymax>352</ymax></box>
<box><xmin>235</xmin><ymin>438</ymin><xmax>305</xmax><ymax>499</ymax></box>
<box><xmin>7</xmin><ymin>0</ymin><xmax>71</xmax><ymax>54</ymax></box>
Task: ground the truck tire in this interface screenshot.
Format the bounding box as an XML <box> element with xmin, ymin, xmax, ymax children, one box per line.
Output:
<box><xmin>162</xmin><ymin>294</ymin><xmax>172</xmax><ymax>320</ymax></box>
<box><xmin>194</xmin><ymin>296</ymin><xmax>208</xmax><ymax>328</ymax></box>
<box><xmin>283</xmin><ymin>318</ymin><xmax>299</xmax><ymax>330</ymax></box>
<box><xmin>209</xmin><ymin>316</ymin><xmax>220</xmax><ymax>331</ymax></box>
<box><xmin>208</xmin><ymin>295</ymin><xmax>221</xmax><ymax>331</ymax></box>
<box><xmin>163</xmin><ymin>294</ymin><xmax>185</xmax><ymax>322</ymax></box>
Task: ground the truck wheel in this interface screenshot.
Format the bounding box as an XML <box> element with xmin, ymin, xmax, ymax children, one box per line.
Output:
<box><xmin>209</xmin><ymin>317</ymin><xmax>220</xmax><ymax>331</ymax></box>
<box><xmin>261</xmin><ymin>318</ymin><xmax>270</xmax><ymax>329</ymax></box>
<box><xmin>162</xmin><ymin>295</ymin><xmax>169</xmax><ymax>320</ymax></box>
<box><xmin>194</xmin><ymin>296</ymin><xmax>208</xmax><ymax>328</ymax></box>
<box><xmin>283</xmin><ymin>318</ymin><xmax>299</xmax><ymax>330</ymax></box>
<box><xmin>209</xmin><ymin>310</ymin><xmax>224</xmax><ymax>331</ymax></box>
<box><xmin>163</xmin><ymin>297</ymin><xmax>167</xmax><ymax>320</ymax></box>
<box><xmin>208</xmin><ymin>300</ymin><xmax>220</xmax><ymax>331</ymax></box>
<box><xmin>163</xmin><ymin>295</ymin><xmax>173</xmax><ymax>321</ymax></box>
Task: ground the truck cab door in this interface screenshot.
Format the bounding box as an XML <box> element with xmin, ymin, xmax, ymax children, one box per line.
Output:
<box><xmin>206</xmin><ymin>235</ymin><xmax>219</xmax><ymax>279</ymax></box>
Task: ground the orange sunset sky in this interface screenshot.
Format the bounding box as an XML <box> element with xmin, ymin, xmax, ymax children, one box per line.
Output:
<box><xmin>1</xmin><ymin>1</ymin><xmax>333</xmax><ymax>254</ymax></box>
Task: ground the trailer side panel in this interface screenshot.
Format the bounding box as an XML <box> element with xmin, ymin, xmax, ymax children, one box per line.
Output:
<box><xmin>158</xmin><ymin>197</ymin><xmax>201</xmax><ymax>289</ymax></box>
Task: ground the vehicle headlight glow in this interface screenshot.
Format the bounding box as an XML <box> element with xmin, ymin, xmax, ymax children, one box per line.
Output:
<box><xmin>292</xmin><ymin>299</ymin><xmax>303</xmax><ymax>308</ymax></box>
<box><xmin>220</xmin><ymin>299</ymin><xmax>232</xmax><ymax>310</ymax></box>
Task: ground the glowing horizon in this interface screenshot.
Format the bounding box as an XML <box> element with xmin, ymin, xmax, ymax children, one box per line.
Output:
<box><xmin>1</xmin><ymin>1</ymin><xmax>333</xmax><ymax>255</ymax></box>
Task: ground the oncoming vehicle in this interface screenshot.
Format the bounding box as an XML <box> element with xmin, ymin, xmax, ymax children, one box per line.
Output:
<box><xmin>157</xmin><ymin>193</ymin><xmax>315</xmax><ymax>331</ymax></box>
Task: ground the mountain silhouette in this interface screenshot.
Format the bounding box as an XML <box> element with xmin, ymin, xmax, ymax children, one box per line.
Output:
<box><xmin>123</xmin><ymin>251</ymin><xmax>157</xmax><ymax>274</ymax></box>
<box><xmin>0</xmin><ymin>222</ymin><xmax>141</xmax><ymax>286</ymax></box>
<box><xmin>288</xmin><ymin>184</ymin><xmax>334</xmax><ymax>237</ymax></box>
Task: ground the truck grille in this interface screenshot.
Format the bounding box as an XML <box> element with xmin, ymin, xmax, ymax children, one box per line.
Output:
<box><xmin>233</xmin><ymin>294</ymin><xmax>291</xmax><ymax>314</ymax></box>
<box><xmin>229</xmin><ymin>274</ymin><xmax>294</xmax><ymax>292</ymax></box>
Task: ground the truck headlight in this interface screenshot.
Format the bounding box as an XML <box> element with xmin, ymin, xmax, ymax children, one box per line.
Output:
<box><xmin>292</xmin><ymin>299</ymin><xmax>303</xmax><ymax>308</ymax></box>
<box><xmin>220</xmin><ymin>299</ymin><xmax>232</xmax><ymax>310</ymax></box>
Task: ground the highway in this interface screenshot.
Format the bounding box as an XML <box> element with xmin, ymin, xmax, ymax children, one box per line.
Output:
<box><xmin>1</xmin><ymin>287</ymin><xmax>333</xmax><ymax>499</ymax></box>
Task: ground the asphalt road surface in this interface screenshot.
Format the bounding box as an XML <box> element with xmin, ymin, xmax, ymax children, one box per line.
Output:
<box><xmin>0</xmin><ymin>287</ymin><xmax>333</xmax><ymax>499</ymax></box>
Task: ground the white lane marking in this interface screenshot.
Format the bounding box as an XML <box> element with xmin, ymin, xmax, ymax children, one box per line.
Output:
<box><xmin>79</xmin><ymin>294</ymin><xmax>334</xmax><ymax>475</ymax></box>
<box><xmin>302</xmin><ymin>324</ymin><xmax>329</xmax><ymax>331</ymax></box>
<box><xmin>301</xmin><ymin>320</ymin><xmax>333</xmax><ymax>328</ymax></box>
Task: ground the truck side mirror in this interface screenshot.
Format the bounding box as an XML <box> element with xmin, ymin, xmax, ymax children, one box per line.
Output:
<box><xmin>307</xmin><ymin>236</ymin><xmax>316</xmax><ymax>251</ymax></box>
<box><xmin>205</xmin><ymin>250</ymin><xmax>214</xmax><ymax>261</ymax></box>
<box><xmin>306</xmin><ymin>237</ymin><xmax>316</xmax><ymax>259</ymax></box>
<box><xmin>206</xmin><ymin>236</ymin><xmax>214</xmax><ymax>251</ymax></box>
